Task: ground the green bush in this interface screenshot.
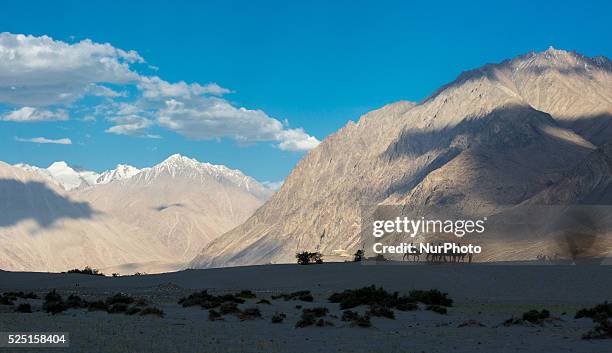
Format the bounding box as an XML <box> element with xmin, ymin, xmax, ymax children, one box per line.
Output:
<box><xmin>271</xmin><ymin>290</ymin><xmax>313</xmax><ymax>302</ymax></box>
<box><xmin>582</xmin><ymin>318</ymin><xmax>612</xmax><ymax>339</ymax></box>
<box><xmin>257</xmin><ymin>299</ymin><xmax>271</xmax><ymax>305</ymax></box>
<box><xmin>66</xmin><ymin>294</ymin><xmax>88</xmax><ymax>309</ymax></box>
<box><xmin>43</xmin><ymin>290</ymin><xmax>68</xmax><ymax>315</ymax></box>
<box><xmin>576</xmin><ymin>302</ymin><xmax>612</xmax><ymax>320</ymax></box>
<box><xmin>179</xmin><ymin>291</ymin><xmax>246</xmax><ymax>309</ymax></box>
<box><xmin>367</xmin><ymin>305</ymin><xmax>395</xmax><ymax>319</ymax></box>
<box><xmin>522</xmin><ymin>309</ymin><xmax>550</xmax><ymax>323</ymax></box>
<box><xmin>296</xmin><ymin>251</ymin><xmax>323</xmax><ymax>265</ymax></box>
<box><xmin>408</xmin><ymin>289</ymin><xmax>453</xmax><ymax>307</ymax></box>
<box><xmin>341</xmin><ymin>311</ymin><xmax>371</xmax><ymax>327</ymax></box>
<box><xmin>125</xmin><ymin>307</ymin><xmax>141</xmax><ymax>315</ymax></box>
<box><xmin>107</xmin><ymin>303</ymin><xmax>129</xmax><ymax>314</ymax></box>
<box><xmin>238</xmin><ymin>307</ymin><xmax>262</xmax><ymax>321</ymax></box>
<box><xmin>65</xmin><ymin>266</ymin><xmax>104</xmax><ymax>276</ymax></box>
<box><xmin>220</xmin><ymin>302</ymin><xmax>240</xmax><ymax>315</ymax></box>
<box><xmin>353</xmin><ymin>250</ymin><xmax>364</xmax><ymax>262</ymax></box>
<box><xmin>106</xmin><ymin>293</ymin><xmax>135</xmax><ymax>306</ymax></box>
<box><xmin>15</xmin><ymin>303</ymin><xmax>32</xmax><ymax>313</ymax></box>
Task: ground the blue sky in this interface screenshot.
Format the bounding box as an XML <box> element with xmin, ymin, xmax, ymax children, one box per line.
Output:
<box><xmin>0</xmin><ymin>0</ymin><xmax>610</xmax><ymax>182</ymax></box>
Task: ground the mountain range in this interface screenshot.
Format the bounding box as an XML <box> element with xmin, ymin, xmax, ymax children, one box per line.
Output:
<box><xmin>1</xmin><ymin>47</ymin><xmax>610</xmax><ymax>273</ymax></box>
<box><xmin>191</xmin><ymin>48</ymin><xmax>612</xmax><ymax>268</ymax></box>
<box><xmin>0</xmin><ymin>155</ymin><xmax>273</xmax><ymax>273</ymax></box>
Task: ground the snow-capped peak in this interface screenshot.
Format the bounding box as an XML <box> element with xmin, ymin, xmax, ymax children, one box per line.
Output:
<box><xmin>13</xmin><ymin>154</ymin><xmax>276</xmax><ymax>199</ymax></box>
<box><xmin>96</xmin><ymin>164</ymin><xmax>141</xmax><ymax>185</ymax></box>
<box><xmin>15</xmin><ymin>161</ymin><xmax>100</xmax><ymax>191</ymax></box>
<box><xmin>133</xmin><ymin>154</ymin><xmax>274</xmax><ymax>200</ymax></box>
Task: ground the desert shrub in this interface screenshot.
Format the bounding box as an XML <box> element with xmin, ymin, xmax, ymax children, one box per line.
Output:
<box><xmin>271</xmin><ymin>290</ymin><xmax>313</xmax><ymax>302</ymax></box>
<box><xmin>341</xmin><ymin>310</ymin><xmax>360</xmax><ymax>322</ymax></box>
<box><xmin>295</xmin><ymin>313</ymin><xmax>316</xmax><ymax>328</ymax></box>
<box><xmin>236</xmin><ymin>290</ymin><xmax>256</xmax><ymax>299</ymax></box>
<box><xmin>107</xmin><ymin>303</ymin><xmax>129</xmax><ymax>314</ymax></box>
<box><xmin>296</xmin><ymin>251</ymin><xmax>323</xmax><ymax>265</ymax></box>
<box><xmin>271</xmin><ymin>312</ymin><xmax>286</xmax><ymax>323</ymax></box>
<box><xmin>45</xmin><ymin>290</ymin><xmax>62</xmax><ymax>303</ymax></box>
<box><xmin>503</xmin><ymin>309</ymin><xmax>551</xmax><ymax>326</ymax></box>
<box><xmin>66</xmin><ymin>294</ymin><xmax>88</xmax><ymax>309</ymax></box>
<box><xmin>133</xmin><ymin>272</ymin><xmax>147</xmax><ymax>276</ymax></box>
<box><xmin>112</xmin><ymin>273</ymin><xmax>120</xmax><ymax>277</ymax></box>
<box><xmin>329</xmin><ymin>285</ymin><xmax>408</xmax><ymax>310</ymax></box>
<box><xmin>66</xmin><ymin>266</ymin><xmax>104</xmax><ymax>276</ymax></box>
<box><xmin>3</xmin><ymin>291</ymin><xmax>38</xmax><ymax>300</ymax></box>
<box><xmin>367</xmin><ymin>305</ymin><xmax>395</xmax><ymax>319</ymax></box>
<box><xmin>125</xmin><ymin>307</ymin><xmax>141</xmax><ymax>315</ymax></box>
<box><xmin>208</xmin><ymin>309</ymin><xmax>223</xmax><ymax>321</ymax></box>
<box><xmin>257</xmin><ymin>299</ymin><xmax>271</xmax><ymax>305</ymax></box>
<box><xmin>15</xmin><ymin>303</ymin><xmax>32</xmax><ymax>313</ymax></box>
<box><xmin>238</xmin><ymin>307</ymin><xmax>262</xmax><ymax>321</ymax></box>
<box><xmin>220</xmin><ymin>302</ymin><xmax>240</xmax><ymax>315</ymax></box>
<box><xmin>426</xmin><ymin>305</ymin><xmax>447</xmax><ymax>315</ymax></box>
<box><xmin>353</xmin><ymin>250</ymin><xmax>364</xmax><ymax>262</ymax></box>
<box><xmin>43</xmin><ymin>290</ymin><xmax>68</xmax><ymax>315</ymax></box>
<box><xmin>582</xmin><ymin>318</ymin><xmax>612</xmax><ymax>339</ymax></box>
<box><xmin>341</xmin><ymin>311</ymin><xmax>371</xmax><ymax>327</ymax></box>
<box><xmin>134</xmin><ymin>298</ymin><xmax>148</xmax><ymax>307</ymax></box>
<box><xmin>575</xmin><ymin>302</ymin><xmax>612</xmax><ymax>320</ymax></box>
<box><xmin>522</xmin><ymin>309</ymin><xmax>550</xmax><ymax>323</ymax></box>
<box><xmin>87</xmin><ymin>300</ymin><xmax>108</xmax><ymax>311</ymax></box>
<box><xmin>0</xmin><ymin>295</ymin><xmax>13</xmax><ymax>305</ymax></box>
<box><xmin>303</xmin><ymin>307</ymin><xmax>329</xmax><ymax>317</ymax></box>
<box><xmin>179</xmin><ymin>291</ymin><xmax>246</xmax><ymax>309</ymax></box>
<box><xmin>139</xmin><ymin>307</ymin><xmax>164</xmax><ymax>317</ymax></box>
<box><xmin>296</xmin><ymin>307</ymin><xmax>329</xmax><ymax>328</ymax></box>
<box><xmin>408</xmin><ymin>289</ymin><xmax>453</xmax><ymax>307</ymax></box>
<box><xmin>106</xmin><ymin>293</ymin><xmax>134</xmax><ymax>306</ymax></box>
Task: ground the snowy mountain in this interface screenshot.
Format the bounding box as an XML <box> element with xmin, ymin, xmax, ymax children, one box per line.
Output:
<box><xmin>2</xmin><ymin>154</ymin><xmax>275</xmax><ymax>273</ymax></box>
<box><xmin>15</xmin><ymin>161</ymin><xmax>100</xmax><ymax>190</ymax></box>
<box><xmin>133</xmin><ymin>154</ymin><xmax>273</xmax><ymax>200</ymax></box>
<box><xmin>96</xmin><ymin>164</ymin><xmax>140</xmax><ymax>185</ymax></box>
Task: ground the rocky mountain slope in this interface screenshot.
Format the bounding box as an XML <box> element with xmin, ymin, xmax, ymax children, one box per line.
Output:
<box><xmin>191</xmin><ymin>48</ymin><xmax>612</xmax><ymax>267</ymax></box>
<box><xmin>1</xmin><ymin>155</ymin><xmax>273</xmax><ymax>273</ymax></box>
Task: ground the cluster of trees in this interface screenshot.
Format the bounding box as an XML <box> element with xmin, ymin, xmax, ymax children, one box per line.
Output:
<box><xmin>295</xmin><ymin>251</ymin><xmax>323</xmax><ymax>265</ymax></box>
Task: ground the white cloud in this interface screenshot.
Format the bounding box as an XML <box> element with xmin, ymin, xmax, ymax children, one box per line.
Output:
<box><xmin>2</xmin><ymin>107</ymin><xmax>68</xmax><ymax>121</ymax></box>
<box><xmin>138</xmin><ymin>76</ymin><xmax>231</xmax><ymax>99</ymax></box>
<box><xmin>15</xmin><ymin>136</ymin><xmax>72</xmax><ymax>144</ymax></box>
<box><xmin>155</xmin><ymin>98</ymin><xmax>319</xmax><ymax>151</ymax></box>
<box><xmin>0</xmin><ymin>32</ymin><xmax>142</xmax><ymax>106</ymax></box>
<box><xmin>105</xmin><ymin>114</ymin><xmax>154</xmax><ymax>137</ymax></box>
<box><xmin>0</xmin><ymin>32</ymin><xmax>320</xmax><ymax>152</ymax></box>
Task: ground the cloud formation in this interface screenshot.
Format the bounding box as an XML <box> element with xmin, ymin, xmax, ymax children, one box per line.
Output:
<box><xmin>0</xmin><ymin>32</ymin><xmax>320</xmax><ymax>152</ymax></box>
<box><xmin>2</xmin><ymin>107</ymin><xmax>68</xmax><ymax>122</ymax></box>
<box><xmin>15</xmin><ymin>136</ymin><xmax>72</xmax><ymax>145</ymax></box>
<box><xmin>0</xmin><ymin>33</ymin><xmax>142</xmax><ymax>106</ymax></box>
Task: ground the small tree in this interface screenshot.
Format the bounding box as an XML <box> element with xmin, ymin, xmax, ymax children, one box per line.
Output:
<box><xmin>296</xmin><ymin>251</ymin><xmax>323</xmax><ymax>265</ymax></box>
<box><xmin>353</xmin><ymin>250</ymin><xmax>364</xmax><ymax>262</ymax></box>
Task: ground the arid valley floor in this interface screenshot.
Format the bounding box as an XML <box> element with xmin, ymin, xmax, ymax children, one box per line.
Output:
<box><xmin>0</xmin><ymin>262</ymin><xmax>611</xmax><ymax>353</ymax></box>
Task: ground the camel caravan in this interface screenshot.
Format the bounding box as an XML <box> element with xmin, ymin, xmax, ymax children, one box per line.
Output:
<box><xmin>402</xmin><ymin>242</ymin><xmax>474</xmax><ymax>263</ymax></box>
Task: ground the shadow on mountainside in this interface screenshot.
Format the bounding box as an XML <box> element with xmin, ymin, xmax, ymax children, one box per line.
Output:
<box><xmin>0</xmin><ymin>179</ymin><xmax>95</xmax><ymax>228</ymax></box>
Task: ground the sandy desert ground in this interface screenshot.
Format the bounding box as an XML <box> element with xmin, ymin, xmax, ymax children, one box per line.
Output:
<box><xmin>0</xmin><ymin>261</ymin><xmax>611</xmax><ymax>353</ymax></box>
